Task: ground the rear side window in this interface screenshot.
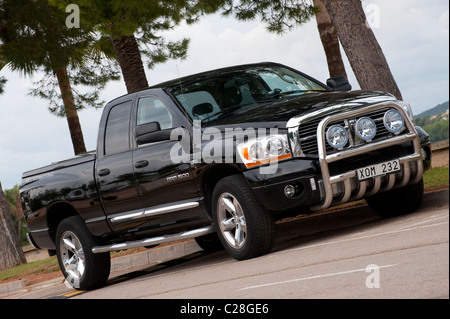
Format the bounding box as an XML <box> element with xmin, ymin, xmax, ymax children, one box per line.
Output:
<box><xmin>104</xmin><ymin>101</ymin><xmax>132</xmax><ymax>155</ymax></box>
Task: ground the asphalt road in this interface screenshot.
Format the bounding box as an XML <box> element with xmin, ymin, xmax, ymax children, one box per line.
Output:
<box><xmin>7</xmin><ymin>189</ymin><xmax>449</xmax><ymax>301</ymax></box>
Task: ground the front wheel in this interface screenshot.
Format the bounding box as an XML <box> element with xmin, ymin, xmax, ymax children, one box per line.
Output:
<box><xmin>365</xmin><ymin>178</ymin><xmax>424</xmax><ymax>217</ymax></box>
<box><xmin>55</xmin><ymin>216</ymin><xmax>110</xmax><ymax>290</ymax></box>
<box><xmin>212</xmin><ymin>175</ymin><xmax>275</xmax><ymax>260</ymax></box>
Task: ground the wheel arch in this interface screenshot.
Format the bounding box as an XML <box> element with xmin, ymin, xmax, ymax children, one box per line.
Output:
<box><xmin>46</xmin><ymin>202</ymin><xmax>80</xmax><ymax>244</ymax></box>
<box><xmin>200</xmin><ymin>164</ymin><xmax>243</xmax><ymax>217</ymax></box>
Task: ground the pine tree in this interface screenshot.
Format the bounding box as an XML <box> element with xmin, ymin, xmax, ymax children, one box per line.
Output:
<box><xmin>58</xmin><ymin>0</ymin><xmax>224</xmax><ymax>93</ymax></box>
<box><xmin>0</xmin><ymin>0</ymin><xmax>120</xmax><ymax>155</ymax></box>
<box><xmin>312</xmin><ymin>0</ymin><xmax>347</xmax><ymax>78</ymax></box>
<box><xmin>320</xmin><ymin>0</ymin><xmax>402</xmax><ymax>99</ymax></box>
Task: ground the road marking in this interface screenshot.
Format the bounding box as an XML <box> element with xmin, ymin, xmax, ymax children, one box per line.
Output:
<box><xmin>397</xmin><ymin>215</ymin><xmax>449</xmax><ymax>230</ymax></box>
<box><xmin>49</xmin><ymin>289</ymin><xmax>86</xmax><ymax>299</ymax></box>
<box><xmin>277</xmin><ymin>217</ymin><xmax>449</xmax><ymax>255</ymax></box>
<box><xmin>238</xmin><ymin>264</ymin><xmax>398</xmax><ymax>291</ymax></box>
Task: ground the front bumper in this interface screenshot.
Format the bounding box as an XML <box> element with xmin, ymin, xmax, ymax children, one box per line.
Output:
<box><xmin>245</xmin><ymin>102</ymin><xmax>428</xmax><ymax>214</ymax></box>
<box><xmin>311</xmin><ymin>102</ymin><xmax>423</xmax><ymax>211</ymax></box>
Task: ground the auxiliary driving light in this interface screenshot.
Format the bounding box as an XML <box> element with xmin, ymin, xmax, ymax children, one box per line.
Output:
<box><xmin>355</xmin><ymin>117</ymin><xmax>376</xmax><ymax>141</ymax></box>
<box><xmin>383</xmin><ymin>109</ymin><xmax>405</xmax><ymax>134</ymax></box>
<box><xmin>326</xmin><ymin>125</ymin><xmax>348</xmax><ymax>149</ymax></box>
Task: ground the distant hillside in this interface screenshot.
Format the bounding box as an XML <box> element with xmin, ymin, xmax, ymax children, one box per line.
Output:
<box><xmin>415</xmin><ymin>101</ymin><xmax>449</xmax><ymax>119</ymax></box>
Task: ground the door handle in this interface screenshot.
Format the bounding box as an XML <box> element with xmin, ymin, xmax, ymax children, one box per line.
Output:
<box><xmin>135</xmin><ymin>160</ymin><xmax>149</xmax><ymax>168</ymax></box>
<box><xmin>98</xmin><ymin>168</ymin><xmax>110</xmax><ymax>176</ymax></box>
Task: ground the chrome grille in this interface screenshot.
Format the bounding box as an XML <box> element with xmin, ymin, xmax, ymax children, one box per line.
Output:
<box><xmin>298</xmin><ymin>107</ymin><xmax>406</xmax><ymax>156</ymax></box>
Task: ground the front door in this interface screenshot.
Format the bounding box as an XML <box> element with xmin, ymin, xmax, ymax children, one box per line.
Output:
<box><xmin>132</xmin><ymin>94</ymin><xmax>207</xmax><ymax>231</ymax></box>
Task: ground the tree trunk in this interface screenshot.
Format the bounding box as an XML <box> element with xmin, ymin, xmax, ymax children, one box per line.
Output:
<box><xmin>313</xmin><ymin>0</ymin><xmax>347</xmax><ymax>78</ymax></box>
<box><xmin>0</xmin><ymin>183</ymin><xmax>26</xmax><ymax>271</ymax></box>
<box><xmin>111</xmin><ymin>34</ymin><xmax>149</xmax><ymax>93</ymax></box>
<box><xmin>320</xmin><ymin>0</ymin><xmax>402</xmax><ymax>100</ymax></box>
<box><xmin>54</xmin><ymin>67</ymin><xmax>87</xmax><ymax>155</ymax></box>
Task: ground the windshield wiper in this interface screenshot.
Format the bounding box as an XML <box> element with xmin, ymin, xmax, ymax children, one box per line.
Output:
<box><xmin>258</xmin><ymin>89</ymin><xmax>327</xmax><ymax>102</ymax></box>
<box><xmin>279</xmin><ymin>89</ymin><xmax>327</xmax><ymax>96</ymax></box>
<box><xmin>200</xmin><ymin>104</ymin><xmax>247</xmax><ymax>122</ymax></box>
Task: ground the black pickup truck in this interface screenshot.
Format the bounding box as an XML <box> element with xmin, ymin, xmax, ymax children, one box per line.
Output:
<box><xmin>20</xmin><ymin>62</ymin><xmax>431</xmax><ymax>289</ymax></box>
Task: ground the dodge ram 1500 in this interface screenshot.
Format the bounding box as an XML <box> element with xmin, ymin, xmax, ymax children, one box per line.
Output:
<box><xmin>20</xmin><ymin>62</ymin><xmax>431</xmax><ymax>289</ymax></box>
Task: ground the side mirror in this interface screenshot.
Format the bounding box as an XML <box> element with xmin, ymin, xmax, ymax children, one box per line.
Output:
<box><xmin>192</xmin><ymin>102</ymin><xmax>214</xmax><ymax>117</ymax></box>
<box><xmin>135</xmin><ymin>121</ymin><xmax>172</xmax><ymax>145</ymax></box>
<box><xmin>326</xmin><ymin>76</ymin><xmax>352</xmax><ymax>91</ymax></box>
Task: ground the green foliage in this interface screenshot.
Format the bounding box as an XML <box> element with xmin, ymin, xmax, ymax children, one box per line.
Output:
<box><xmin>424</xmin><ymin>119</ymin><xmax>449</xmax><ymax>143</ymax></box>
<box><xmin>0</xmin><ymin>257</ymin><xmax>59</xmax><ymax>282</ymax></box>
<box><xmin>29</xmin><ymin>59</ymin><xmax>121</xmax><ymax>117</ymax></box>
<box><xmin>51</xmin><ymin>0</ymin><xmax>224</xmax><ymax>70</ymax></box>
<box><xmin>423</xmin><ymin>166</ymin><xmax>449</xmax><ymax>191</ymax></box>
<box><xmin>1</xmin><ymin>0</ymin><xmax>93</xmax><ymax>74</ymax></box>
<box><xmin>416</xmin><ymin>116</ymin><xmax>449</xmax><ymax>143</ymax></box>
<box><xmin>0</xmin><ymin>0</ymin><xmax>121</xmax><ymax>116</ymax></box>
<box><xmin>3</xmin><ymin>185</ymin><xmax>28</xmax><ymax>246</ymax></box>
<box><xmin>221</xmin><ymin>0</ymin><xmax>318</xmax><ymax>34</ymax></box>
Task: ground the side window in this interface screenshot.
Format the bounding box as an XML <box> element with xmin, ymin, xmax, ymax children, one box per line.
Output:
<box><xmin>104</xmin><ymin>101</ymin><xmax>131</xmax><ymax>155</ymax></box>
<box><xmin>137</xmin><ymin>96</ymin><xmax>173</xmax><ymax>129</ymax></box>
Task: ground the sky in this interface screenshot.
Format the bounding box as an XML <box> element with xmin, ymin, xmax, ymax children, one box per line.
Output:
<box><xmin>0</xmin><ymin>0</ymin><xmax>449</xmax><ymax>190</ymax></box>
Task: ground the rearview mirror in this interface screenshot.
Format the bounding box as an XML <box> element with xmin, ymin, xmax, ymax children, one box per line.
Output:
<box><xmin>192</xmin><ymin>103</ymin><xmax>214</xmax><ymax>117</ymax></box>
<box><xmin>326</xmin><ymin>76</ymin><xmax>352</xmax><ymax>92</ymax></box>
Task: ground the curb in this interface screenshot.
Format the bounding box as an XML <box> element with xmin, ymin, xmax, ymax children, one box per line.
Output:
<box><xmin>2</xmin><ymin>188</ymin><xmax>448</xmax><ymax>298</ymax></box>
<box><xmin>1</xmin><ymin>239</ymin><xmax>202</xmax><ymax>298</ymax></box>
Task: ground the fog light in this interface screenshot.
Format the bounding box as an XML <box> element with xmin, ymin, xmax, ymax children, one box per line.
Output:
<box><xmin>384</xmin><ymin>109</ymin><xmax>404</xmax><ymax>134</ymax></box>
<box><xmin>284</xmin><ymin>185</ymin><xmax>296</xmax><ymax>197</ymax></box>
<box><xmin>355</xmin><ymin>117</ymin><xmax>376</xmax><ymax>141</ymax></box>
<box><xmin>326</xmin><ymin>125</ymin><xmax>348</xmax><ymax>149</ymax></box>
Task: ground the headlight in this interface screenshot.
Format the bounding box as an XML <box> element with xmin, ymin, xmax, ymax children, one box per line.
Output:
<box><xmin>355</xmin><ymin>117</ymin><xmax>376</xmax><ymax>141</ymax></box>
<box><xmin>384</xmin><ymin>109</ymin><xmax>405</xmax><ymax>134</ymax></box>
<box><xmin>396</xmin><ymin>100</ymin><xmax>414</xmax><ymax>123</ymax></box>
<box><xmin>326</xmin><ymin>125</ymin><xmax>348</xmax><ymax>149</ymax></box>
<box><xmin>237</xmin><ymin>135</ymin><xmax>292</xmax><ymax>168</ymax></box>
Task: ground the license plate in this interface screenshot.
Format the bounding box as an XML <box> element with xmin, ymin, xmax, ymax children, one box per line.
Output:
<box><xmin>356</xmin><ymin>159</ymin><xmax>400</xmax><ymax>180</ymax></box>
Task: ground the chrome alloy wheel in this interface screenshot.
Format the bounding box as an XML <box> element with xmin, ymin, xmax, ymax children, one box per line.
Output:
<box><xmin>217</xmin><ymin>192</ymin><xmax>247</xmax><ymax>249</ymax></box>
<box><xmin>59</xmin><ymin>230</ymin><xmax>86</xmax><ymax>280</ymax></box>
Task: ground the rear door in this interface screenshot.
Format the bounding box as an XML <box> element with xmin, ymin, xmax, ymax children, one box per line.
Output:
<box><xmin>95</xmin><ymin>96</ymin><xmax>144</xmax><ymax>233</ymax></box>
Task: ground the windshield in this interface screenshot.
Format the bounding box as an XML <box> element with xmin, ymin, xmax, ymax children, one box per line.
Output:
<box><xmin>169</xmin><ymin>65</ymin><xmax>327</xmax><ymax>124</ymax></box>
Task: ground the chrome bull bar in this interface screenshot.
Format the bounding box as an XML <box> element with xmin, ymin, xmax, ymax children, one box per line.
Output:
<box><xmin>310</xmin><ymin>102</ymin><xmax>423</xmax><ymax>211</ymax></box>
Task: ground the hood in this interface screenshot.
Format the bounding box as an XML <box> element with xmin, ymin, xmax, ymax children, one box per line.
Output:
<box><xmin>205</xmin><ymin>90</ymin><xmax>397</xmax><ymax>128</ymax></box>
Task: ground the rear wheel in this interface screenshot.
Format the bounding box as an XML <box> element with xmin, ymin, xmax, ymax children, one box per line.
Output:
<box><xmin>56</xmin><ymin>216</ymin><xmax>110</xmax><ymax>290</ymax></box>
<box><xmin>366</xmin><ymin>178</ymin><xmax>424</xmax><ymax>217</ymax></box>
<box><xmin>212</xmin><ymin>175</ymin><xmax>275</xmax><ymax>260</ymax></box>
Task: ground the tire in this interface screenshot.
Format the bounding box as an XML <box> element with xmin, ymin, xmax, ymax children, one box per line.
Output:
<box><xmin>212</xmin><ymin>175</ymin><xmax>275</xmax><ymax>260</ymax></box>
<box><xmin>365</xmin><ymin>178</ymin><xmax>424</xmax><ymax>218</ymax></box>
<box><xmin>55</xmin><ymin>216</ymin><xmax>111</xmax><ymax>290</ymax></box>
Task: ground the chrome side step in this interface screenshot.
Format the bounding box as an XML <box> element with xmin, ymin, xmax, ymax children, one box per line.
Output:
<box><xmin>91</xmin><ymin>225</ymin><xmax>215</xmax><ymax>254</ymax></box>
